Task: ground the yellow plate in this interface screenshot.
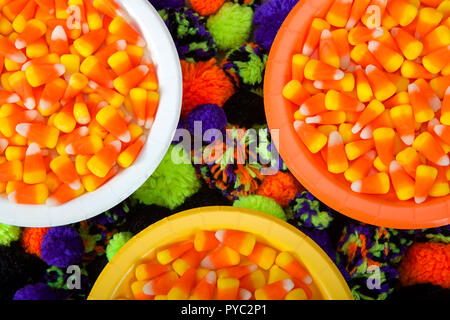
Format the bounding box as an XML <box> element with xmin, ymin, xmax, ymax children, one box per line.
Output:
<box><xmin>88</xmin><ymin>206</ymin><xmax>353</xmax><ymax>300</ymax></box>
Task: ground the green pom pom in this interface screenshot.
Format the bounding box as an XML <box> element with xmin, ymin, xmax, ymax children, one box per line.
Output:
<box><xmin>233</xmin><ymin>195</ymin><xmax>287</xmax><ymax>221</ymax></box>
<box><xmin>207</xmin><ymin>3</ymin><xmax>253</xmax><ymax>51</ymax></box>
<box><xmin>0</xmin><ymin>223</ymin><xmax>21</xmax><ymax>246</ymax></box>
<box><xmin>106</xmin><ymin>232</ymin><xmax>133</xmax><ymax>261</ymax></box>
<box><xmin>132</xmin><ymin>145</ymin><xmax>201</xmax><ymax>210</ymax></box>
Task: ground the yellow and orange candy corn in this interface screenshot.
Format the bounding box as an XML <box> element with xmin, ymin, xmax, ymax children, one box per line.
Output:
<box><xmin>190</xmin><ymin>271</ymin><xmax>216</xmax><ymax>300</ymax></box>
<box><xmin>215</xmin><ymin>230</ymin><xmax>256</xmax><ymax>256</ymax></box>
<box><xmin>200</xmin><ymin>246</ymin><xmax>240</xmax><ymax>270</ymax></box>
<box><xmin>194</xmin><ymin>230</ymin><xmax>220</xmax><ymax>252</ymax></box>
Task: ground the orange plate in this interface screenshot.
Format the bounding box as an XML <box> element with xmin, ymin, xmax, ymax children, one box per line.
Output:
<box><xmin>264</xmin><ymin>0</ymin><xmax>450</xmax><ymax>229</ymax></box>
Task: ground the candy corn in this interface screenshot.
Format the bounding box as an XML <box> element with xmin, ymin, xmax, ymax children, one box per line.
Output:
<box><xmin>157</xmin><ymin>242</ymin><xmax>194</xmax><ymax>265</ymax></box>
<box><xmin>292</xmin><ymin>54</ymin><xmax>309</xmax><ymax>82</ymax></box>
<box><xmin>142</xmin><ymin>271</ymin><xmax>179</xmax><ymax>297</ymax></box>
<box><xmin>217</xmin><ymin>264</ymin><xmax>257</xmax><ymax>280</ymax></box>
<box><xmin>352</xmin><ymin>100</ymin><xmax>385</xmax><ymax>134</ymax></box>
<box><xmin>247</xmin><ymin>243</ymin><xmax>277</xmax><ymax>270</ymax></box>
<box><xmin>413</xmin><ymin>132</ymin><xmax>449</xmax><ymax>166</ymax></box>
<box><xmin>190</xmin><ymin>271</ymin><xmax>216</xmax><ymax>300</ymax></box>
<box><xmin>109</xmin><ymin>16</ymin><xmax>145</xmax><ymax>47</ymax></box>
<box><xmin>304</xmin><ymin>59</ymin><xmax>344</xmax><ymax>81</ymax></box>
<box><xmin>135</xmin><ymin>263</ymin><xmax>171</xmax><ymax>281</ymax></box>
<box><xmin>50</xmin><ymin>155</ymin><xmax>81</xmax><ymax>190</ymax></box>
<box><xmin>215</xmin><ymin>230</ymin><xmax>256</xmax><ymax>256</ymax></box>
<box><xmin>415</xmin><ymin>7</ymin><xmax>443</xmax><ymax>39</ymax></box>
<box><xmin>200</xmin><ymin>246</ymin><xmax>240</xmax><ymax>270</ymax></box>
<box><xmin>216</xmin><ymin>278</ymin><xmax>239</xmax><ymax>300</ymax></box>
<box><xmin>326</xmin><ymin>0</ymin><xmax>352</xmax><ymax>28</ymax></box>
<box><xmin>293</xmin><ymin>120</ymin><xmax>327</xmax><ymax>154</ymax></box>
<box><xmin>327</xmin><ymin>131</ymin><xmax>348</xmax><ymax>173</ymax></box>
<box><xmin>325</xmin><ymin>90</ymin><xmax>365</xmax><ymax>112</ymax></box>
<box><xmin>16</xmin><ymin>123</ymin><xmax>60</xmax><ymax>149</ymax></box>
<box><xmin>390</xmin><ymin>104</ymin><xmax>415</xmax><ymax>146</ymax></box>
<box><xmin>15</xmin><ymin>19</ymin><xmax>47</xmax><ymax>49</ymax></box>
<box><xmin>344</xmin><ymin>150</ymin><xmax>376</xmax><ymax>182</ymax></box>
<box><xmin>194</xmin><ymin>230</ymin><xmax>220</xmax><ymax>252</ymax></box>
<box><xmin>351</xmin><ymin>172</ymin><xmax>390</xmax><ymax>194</ymax></box>
<box><xmin>86</xmin><ymin>140</ymin><xmax>121</xmax><ymax>178</ymax></box>
<box><xmin>386</xmin><ymin>0</ymin><xmax>418</xmax><ymax>27</ymax></box>
<box><xmin>319</xmin><ymin>29</ymin><xmax>340</xmax><ymax>68</ymax></box>
<box><xmin>9</xmin><ymin>183</ymin><xmax>48</xmax><ymax>205</ymax></box>
<box><xmin>275</xmin><ymin>252</ymin><xmax>312</xmax><ymax>284</ymax></box>
<box><xmin>167</xmin><ymin>268</ymin><xmax>196</xmax><ymax>300</ymax></box>
<box><xmin>415</xmin><ymin>165</ymin><xmax>438</xmax><ymax>204</ymax></box>
<box><xmin>346</xmin><ymin>0</ymin><xmax>371</xmax><ymax>29</ymax></box>
<box><xmin>23</xmin><ymin>143</ymin><xmax>46</xmax><ymax>184</ymax></box>
<box><xmin>303</xmin><ymin>18</ymin><xmax>330</xmax><ymax>56</ymax></box>
<box><xmin>365</xmin><ymin>65</ymin><xmax>397</xmax><ymax>101</ymax></box>
<box><xmin>172</xmin><ymin>249</ymin><xmax>205</xmax><ymax>276</ymax></box>
<box><xmin>255</xmin><ymin>279</ymin><xmax>294</xmax><ymax>300</ymax></box>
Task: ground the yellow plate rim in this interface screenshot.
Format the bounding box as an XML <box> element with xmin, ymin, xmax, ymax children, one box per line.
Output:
<box><xmin>88</xmin><ymin>206</ymin><xmax>353</xmax><ymax>300</ymax></box>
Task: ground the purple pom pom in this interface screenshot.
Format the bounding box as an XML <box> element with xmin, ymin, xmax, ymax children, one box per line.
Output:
<box><xmin>148</xmin><ymin>0</ymin><xmax>184</xmax><ymax>10</ymax></box>
<box><xmin>253</xmin><ymin>0</ymin><xmax>299</xmax><ymax>51</ymax></box>
<box><xmin>13</xmin><ymin>283</ymin><xmax>57</xmax><ymax>300</ymax></box>
<box><xmin>40</xmin><ymin>227</ymin><xmax>84</xmax><ymax>269</ymax></box>
<box><xmin>172</xmin><ymin>118</ymin><xmax>186</xmax><ymax>145</ymax></box>
<box><xmin>185</xmin><ymin>104</ymin><xmax>228</xmax><ymax>142</ymax></box>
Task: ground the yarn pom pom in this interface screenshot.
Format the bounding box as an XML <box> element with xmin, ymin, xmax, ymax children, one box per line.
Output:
<box><xmin>40</xmin><ymin>227</ymin><xmax>84</xmax><ymax>269</ymax></box>
<box><xmin>0</xmin><ymin>243</ymin><xmax>48</xmax><ymax>299</ymax></box>
<box><xmin>222</xmin><ymin>90</ymin><xmax>265</xmax><ymax>128</ymax></box>
<box><xmin>257</xmin><ymin>172</ymin><xmax>301</xmax><ymax>207</ymax></box>
<box><xmin>190</xmin><ymin>0</ymin><xmax>225</xmax><ymax>16</ymax></box>
<box><xmin>389</xmin><ymin>284</ymin><xmax>450</xmax><ymax>300</ymax></box>
<box><xmin>399</xmin><ymin>243</ymin><xmax>450</xmax><ymax>289</ymax></box>
<box><xmin>132</xmin><ymin>145</ymin><xmax>201</xmax><ymax>209</ymax></box>
<box><xmin>148</xmin><ymin>0</ymin><xmax>184</xmax><ymax>10</ymax></box>
<box><xmin>185</xmin><ymin>104</ymin><xmax>228</xmax><ymax>142</ymax></box>
<box><xmin>13</xmin><ymin>283</ymin><xmax>56</xmax><ymax>300</ymax></box>
<box><xmin>233</xmin><ymin>0</ymin><xmax>262</xmax><ymax>8</ymax></box>
<box><xmin>172</xmin><ymin>118</ymin><xmax>186</xmax><ymax>145</ymax></box>
<box><xmin>233</xmin><ymin>195</ymin><xmax>286</xmax><ymax>221</ymax></box>
<box><xmin>336</xmin><ymin>224</ymin><xmax>399</xmax><ymax>300</ymax></box>
<box><xmin>120</xmin><ymin>204</ymin><xmax>172</xmax><ymax>234</ymax></box>
<box><xmin>222</xmin><ymin>43</ymin><xmax>268</xmax><ymax>92</ymax></box>
<box><xmin>253</xmin><ymin>0</ymin><xmax>299</xmax><ymax>51</ymax></box>
<box><xmin>159</xmin><ymin>8</ymin><xmax>218</xmax><ymax>62</ymax></box>
<box><xmin>181</xmin><ymin>59</ymin><xmax>234</xmax><ymax>117</ymax></box>
<box><xmin>288</xmin><ymin>191</ymin><xmax>334</xmax><ymax>230</ymax></box>
<box><xmin>207</xmin><ymin>3</ymin><xmax>253</xmax><ymax>51</ymax></box>
<box><xmin>195</xmin><ymin>126</ymin><xmax>264</xmax><ymax>199</ymax></box>
<box><xmin>106</xmin><ymin>232</ymin><xmax>133</xmax><ymax>261</ymax></box>
<box><xmin>22</xmin><ymin>227</ymin><xmax>50</xmax><ymax>257</ymax></box>
<box><xmin>258</xmin><ymin>126</ymin><xmax>288</xmax><ymax>172</ymax></box>
<box><xmin>0</xmin><ymin>223</ymin><xmax>21</xmax><ymax>246</ymax></box>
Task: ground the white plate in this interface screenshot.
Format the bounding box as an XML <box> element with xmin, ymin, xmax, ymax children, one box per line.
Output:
<box><xmin>0</xmin><ymin>0</ymin><xmax>182</xmax><ymax>227</ymax></box>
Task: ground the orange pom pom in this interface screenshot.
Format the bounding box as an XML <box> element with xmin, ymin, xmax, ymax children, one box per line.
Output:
<box><xmin>399</xmin><ymin>243</ymin><xmax>450</xmax><ymax>289</ymax></box>
<box><xmin>257</xmin><ymin>172</ymin><xmax>302</xmax><ymax>207</ymax></box>
<box><xmin>21</xmin><ymin>227</ymin><xmax>50</xmax><ymax>257</ymax></box>
<box><xmin>190</xmin><ymin>0</ymin><xmax>225</xmax><ymax>16</ymax></box>
<box><xmin>181</xmin><ymin>59</ymin><xmax>235</xmax><ymax>117</ymax></box>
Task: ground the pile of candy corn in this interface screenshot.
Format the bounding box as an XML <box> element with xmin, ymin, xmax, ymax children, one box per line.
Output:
<box><xmin>283</xmin><ymin>0</ymin><xmax>450</xmax><ymax>203</ymax></box>
<box><xmin>130</xmin><ymin>229</ymin><xmax>314</xmax><ymax>300</ymax></box>
<box><xmin>0</xmin><ymin>0</ymin><xmax>159</xmax><ymax>205</ymax></box>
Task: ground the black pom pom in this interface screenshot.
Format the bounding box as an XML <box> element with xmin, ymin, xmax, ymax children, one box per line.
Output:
<box><xmin>85</xmin><ymin>255</ymin><xmax>108</xmax><ymax>287</ymax></box>
<box><xmin>0</xmin><ymin>242</ymin><xmax>48</xmax><ymax>300</ymax></box>
<box><xmin>173</xmin><ymin>183</ymin><xmax>233</xmax><ymax>213</ymax></box>
<box><xmin>119</xmin><ymin>204</ymin><xmax>173</xmax><ymax>235</ymax></box>
<box><xmin>389</xmin><ymin>284</ymin><xmax>450</xmax><ymax>300</ymax></box>
<box><xmin>222</xmin><ymin>90</ymin><xmax>266</xmax><ymax>128</ymax></box>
